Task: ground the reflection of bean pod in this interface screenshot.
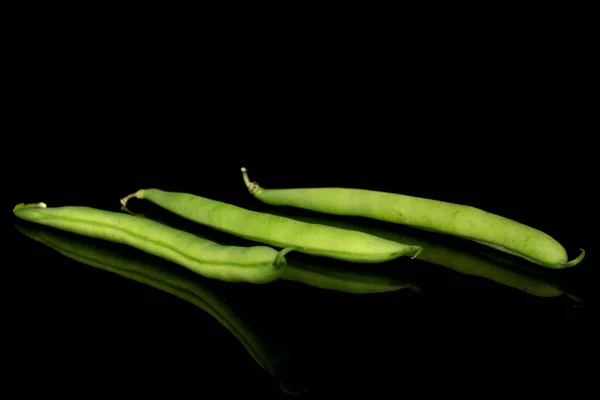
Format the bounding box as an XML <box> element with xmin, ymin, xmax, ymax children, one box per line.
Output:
<box><xmin>15</xmin><ymin>222</ymin><xmax>304</xmax><ymax>393</ymax></box>
<box><xmin>267</xmin><ymin>209</ymin><xmax>570</xmax><ymax>299</ymax></box>
<box><xmin>283</xmin><ymin>258</ymin><xmax>419</xmax><ymax>294</ymax></box>
<box><xmin>13</xmin><ymin>202</ymin><xmax>292</xmax><ymax>284</ymax></box>
<box><xmin>241</xmin><ymin>168</ymin><xmax>585</xmax><ymax>269</ymax></box>
<box><xmin>120</xmin><ymin>189</ymin><xmax>422</xmax><ymax>263</ymax></box>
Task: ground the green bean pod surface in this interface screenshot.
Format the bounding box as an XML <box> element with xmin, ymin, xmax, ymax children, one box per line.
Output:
<box><xmin>14</xmin><ymin>222</ymin><xmax>302</xmax><ymax>391</ymax></box>
<box><xmin>13</xmin><ymin>202</ymin><xmax>292</xmax><ymax>284</ymax></box>
<box><xmin>120</xmin><ymin>189</ymin><xmax>423</xmax><ymax>263</ymax></box>
<box><xmin>242</xmin><ymin>168</ymin><xmax>585</xmax><ymax>269</ymax></box>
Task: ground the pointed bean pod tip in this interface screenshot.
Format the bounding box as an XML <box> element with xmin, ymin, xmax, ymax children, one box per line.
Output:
<box><xmin>564</xmin><ymin>248</ymin><xmax>585</xmax><ymax>268</ymax></box>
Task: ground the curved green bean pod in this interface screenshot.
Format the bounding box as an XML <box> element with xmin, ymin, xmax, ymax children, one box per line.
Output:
<box><xmin>120</xmin><ymin>203</ymin><xmax>420</xmax><ymax>295</ymax></box>
<box><xmin>13</xmin><ymin>202</ymin><xmax>292</xmax><ymax>284</ymax></box>
<box><xmin>120</xmin><ymin>189</ymin><xmax>423</xmax><ymax>263</ymax></box>
<box><xmin>267</xmin><ymin>209</ymin><xmax>572</xmax><ymax>299</ymax></box>
<box><xmin>242</xmin><ymin>168</ymin><xmax>585</xmax><ymax>269</ymax></box>
<box><xmin>14</xmin><ymin>222</ymin><xmax>306</xmax><ymax>393</ymax></box>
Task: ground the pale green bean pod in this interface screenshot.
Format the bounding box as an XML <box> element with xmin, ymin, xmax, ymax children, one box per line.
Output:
<box><xmin>242</xmin><ymin>168</ymin><xmax>585</xmax><ymax>269</ymax></box>
<box><xmin>120</xmin><ymin>189</ymin><xmax>423</xmax><ymax>263</ymax></box>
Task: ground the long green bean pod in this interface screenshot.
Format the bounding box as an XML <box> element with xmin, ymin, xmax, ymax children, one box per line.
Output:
<box><xmin>13</xmin><ymin>202</ymin><xmax>292</xmax><ymax>284</ymax></box>
<box><xmin>266</xmin><ymin>209</ymin><xmax>572</xmax><ymax>299</ymax></box>
<box><xmin>120</xmin><ymin>189</ymin><xmax>422</xmax><ymax>264</ymax></box>
<box><xmin>120</xmin><ymin>203</ymin><xmax>420</xmax><ymax>295</ymax></box>
<box><xmin>242</xmin><ymin>168</ymin><xmax>585</xmax><ymax>269</ymax></box>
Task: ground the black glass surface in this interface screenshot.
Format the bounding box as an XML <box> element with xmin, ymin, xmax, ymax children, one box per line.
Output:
<box><xmin>8</xmin><ymin>145</ymin><xmax>595</xmax><ymax>398</ymax></box>
<box><xmin>5</xmin><ymin>16</ymin><xmax>596</xmax><ymax>397</ymax></box>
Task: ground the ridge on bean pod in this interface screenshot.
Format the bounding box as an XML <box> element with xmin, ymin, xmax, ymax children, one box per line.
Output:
<box><xmin>241</xmin><ymin>167</ymin><xmax>585</xmax><ymax>270</ymax></box>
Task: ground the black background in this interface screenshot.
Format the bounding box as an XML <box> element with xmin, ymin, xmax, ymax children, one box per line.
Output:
<box><xmin>5</xmin><ymin>19</ymin><xmax>596</xmax><ymax>398</ymax></box>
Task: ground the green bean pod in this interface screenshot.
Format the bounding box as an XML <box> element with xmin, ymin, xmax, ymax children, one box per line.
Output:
<box><xmin>14</xmin><ymin>222</ymin><xmax>305</xmax><ymax>393</ymax></box>
<box><xmin>120</xmin><ymin>189</ymin><xmax>423</xmax><ymax>263</ymax></box>
<box><xmin>267</xmin><ymin>209</ymin><xmax>574</xmax><ymax>299</ymax></box>
<box><xmin>118</xmin><ymin>203</ymin><xmax>419</xmax><ymax>296</ymax></box>
<box><xmin>242</xmin><ymin>168</ymin><xmax>585</xmax><ymax>269</ymax></box>
<box><xmin>13</xmin><ymin>202</ymin><xmax>292</xmax><ymax>284</ymax></box>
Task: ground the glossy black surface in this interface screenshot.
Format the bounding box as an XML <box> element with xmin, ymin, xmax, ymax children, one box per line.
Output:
<box><xmin>5</xmin><ymin>15</ymin><xmax>596</xmax><ymax>397</ymax></box>
<box><xmin>8</xmin><ymin>146</ymin><xmax>595</xmax><ymax>398</ymax></box>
